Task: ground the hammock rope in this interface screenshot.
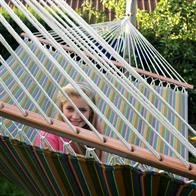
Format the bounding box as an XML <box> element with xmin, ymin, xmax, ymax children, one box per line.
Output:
<box><xmin>27</xmin><ymin>0</ymin><xmax>195</xmax><ymax>138</ymax></box>
<box><xmin>0</xmin><ymin>56</ymin><xmax>53</xmax><ymax>124</ymax></box>
<box><xmin>1</xmin><ymin>1</ymin><xmax>132</xmax><ymax>145</ymax></box>
<box><xmin>0</xmin><ymin>0</ymin><xmax>195</xmax><ymax>184</ymax></box>
<box><xmin>69</xmin><ymin>11</ymin><xmax>195</xmax><ymax>134</ymax></box>
<box><xmin>1</xmin><ymin>1</ymin><xmax>159</xmax><ymax>153</ymax></box>
<box><xmin>0</xmin><ymin>34</ymin><xmax>88</xmax><ymax>135</ymax></box>
<box><xmin>15</xmin><ymin>0</ymin><xmax>196</xmax><ymax>152</ymax></box>
<box><xmin>126</xmin><ymin>0</ymin><xmax>132</xmax><ymax>15</ymax></box>
<box><xmin>0</xmin><ymin>15</ymin><xmax>186</xmax><ymax>162</ymax></box>
<box><xmin>17</xmin><ymin>0</ymin><xmax>186</xmax><ymax>92</ymax></box>
<box><xmin>0</xmin><ymin>48</ymin><xmax>191</xmax><ymax>164</ymax></box>
<box><xmin>91</xmin><ymin>17</ymin><xmax>186</xmax><ymax>84</ymax></box>
<box><xmin>23</xmin><ymin>31</ymin><xmax>193</xmax><ymax>89</ymax></box>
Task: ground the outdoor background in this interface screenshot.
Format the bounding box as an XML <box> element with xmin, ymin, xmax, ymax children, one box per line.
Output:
<box><xmin>0</xmin><ymin>0</ymin><xmax>195</xmax><ymax>194</ymax></box>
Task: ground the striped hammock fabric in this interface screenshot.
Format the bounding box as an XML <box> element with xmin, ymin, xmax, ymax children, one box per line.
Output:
<box><xmin>0</xmin><ymin>40</ymin><xmax>188</xmax><ymax>161</ymax></box>
<box><xmin>0</xmin><ymin>135</ymin><xmax>195</xmax><ymax>195</ymax></box>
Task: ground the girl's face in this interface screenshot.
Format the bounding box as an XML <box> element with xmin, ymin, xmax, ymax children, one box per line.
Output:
<box><xmin>62</xmin><ymin>96</ymin><xmax>91</xmax><ymax>128</ymax></box>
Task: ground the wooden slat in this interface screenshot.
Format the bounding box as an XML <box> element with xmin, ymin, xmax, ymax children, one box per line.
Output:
<box><xmin>113</xmin><ymin>61</ymin><xmax>194</xmax><ymax>89</ymax></box>
<box><xmin>0</xmin><ymin>101</ymin><xmax>195</xmax><ymax>180</ymax></box>
<box><xmin>21</xmin><ymin>33</ymin><xmax>194</xmax><ymax>90</ymax></box>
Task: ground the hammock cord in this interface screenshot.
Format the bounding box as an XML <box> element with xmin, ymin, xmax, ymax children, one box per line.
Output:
<box><xmin>28</xmin><ymin>0</ymin><xmax>196</xmax><ymax>156</ymax></box>
<box><xmin>44</xmin><ymin>25</ymin><xmax>191</xmax><ymax>162</ymax></box>
<box><xmin>18</xmin><ymin>0</ymin><xmax>169</xmax><ymax>159</ymax></box>
<box><xmin>135</xmin><ymin>25</ymin><xmax>187</xmax><ymax>83</ymax></box>
<box><xmin>91</xmin><ymin>18</ymin><xmax>187</xmax><ymax>84</ymax></box>
<box><xmin>0</xmin><ymin>56</ymin><xmax>53</xmax><ymax>124</ymax></box>
<box><xmin>57</xmin><ymin>0</ymin><xmax>196</xmax><ymax>137</ymax></box>
<box><xmin>130</xmin><ymin>22</ymin><xmax>177</xmax><ymax>80</ymax></box>
<box><xmin>12</xmin><ymin>0</ymin><xmax>109</xmax><ymax>142</ymax></box>
<box><xmin>0</xmin><ymin>0</ymin><xmax>145</xmax><ymax>154</ymax></box>
<box><xmin>62</xmin><ymin>0</ymin><xmax>194</xmax><ymax>133</ymax></box>
<box><xmin>126</xmin><ymin>0</ymin><xmax>132</xmax><ymax>15</ymax></box>
<box><xmin>0</xmin><ymin>34</ymin><xmax>77</xmax><ymax>134</ymax></box>
<box><xmin>11</xmin><ymin>0</ymin><xmax>164</xmax><ymax>153</ymax></box>
<box><xmin>0</xmin><ymin>12</ymin><xmax>87</xmax><ymax>134</ymax></box>
<box><xmin>2</xmin><ymin>1</ymin><xmax>133</xmax><ymax>148</ymax></box>
<box><xmin>35</xmin><ymin>0</ymin><xmax>191</xmax><ymax>149</ymax></box>
<box><xmin>0</xmin><ymin>0</ymin><xmax>194</xmax><ymax>159</ymax></box>
<box><xmin>31</xmin><ymin>0</ymin><xmax>180</xmax><ymax>150</ymax></box>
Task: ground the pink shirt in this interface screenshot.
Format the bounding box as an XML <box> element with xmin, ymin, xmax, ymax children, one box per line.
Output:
<box><xmin>34</xmin><ymin>131</ymin><xmax>79</xmax><ymax>153</ymax></box>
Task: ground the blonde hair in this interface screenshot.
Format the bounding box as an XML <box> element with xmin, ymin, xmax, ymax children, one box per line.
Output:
<box><xmin>56</xmin><ymin>82</ymin><xmax>99</xmax><ymax>130</ymax></box>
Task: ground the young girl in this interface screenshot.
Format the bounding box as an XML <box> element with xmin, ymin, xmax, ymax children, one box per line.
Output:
<box><xmin>34</xmin><ymin>82</ymin><xmax>102</xmax><ymax>157</ymax></box>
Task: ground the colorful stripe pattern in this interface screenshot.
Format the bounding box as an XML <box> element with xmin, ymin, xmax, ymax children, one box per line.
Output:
<box><xmin>0</xmin><ymin>41</ymin><xmax>188</xmax><ymax>161</ymax></box>
<box><xmin>97</xmin><ymin>81</ymin><xmax>188</xmax><ymax>162</ymax></box>
<box><xmin>0</xmin><ymin>136</ymin><xmax>195</xmax><ymax>195</ymax></box>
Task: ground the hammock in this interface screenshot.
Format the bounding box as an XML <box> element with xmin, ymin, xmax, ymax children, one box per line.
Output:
<box><xmin>0</xmin><ymin>0</ymin><xmax>195</xmax><ymax>194</ymax></box>
<box><xmin>0</xmin><ymin>41</ymin><xmax>190</xmax><ymax>158</ymax></box>
<box><xmin>0</xmin><ymin>136</ymin><xmax>196</xmax><ymax>195</ymax></box>
<box><xmin>24</xmin><ymin>0</ymin><xmax>194</xmax><ymax>159</ymax></box>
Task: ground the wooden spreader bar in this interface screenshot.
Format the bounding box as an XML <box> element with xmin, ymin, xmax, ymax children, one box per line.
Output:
<box><xmin>0</xmin><ymin>101</ymin><xmax>195</xmax><ymax>180</ymax></box>
<box><xmin>21</xmin><ymin>33</ymin><xmax>194</xmax><ymax>90</ymax></box>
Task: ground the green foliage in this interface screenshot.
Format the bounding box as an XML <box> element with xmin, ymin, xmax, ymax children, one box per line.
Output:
<box><xmin>0</xmin><ymin>7</ymin><xmax>18</xmax><ymax>59</ymax></box>
<box><xmin>137</xmin><ymin>0</ymin><xmax>196</xmax><ymax>39</ymax></box>
<box><xmin>78</xmin><ymin>0</ymin><xmax>108</xmax><ymax>23</ymax></box>
<box><xmin>0</xmin><ymin>6</ymin><xmax>49</xmax><ymax>59</ymax></box>
<box><xmin>137</xmin><ymin>0</ymin><xmax>196</xmax><ymax>123</ymax></box>
<box><xmin>80</xmin><ymin>0</ymin><xmax>126</xmax><ymax>23</ymax></box>
<box><xmin>189</xmin><ymin>153</ymin><xmax>196</xmax><ymax>164</ymax></box>
<box><xmin>101</xmin><ymin>0</ymin><xmax>126</xmax><ymax>19</ymax></box>
<box><xmin>0</xmin><ymin>177</ymin><xmax>26</xmax><ymax>195</ymax></box>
